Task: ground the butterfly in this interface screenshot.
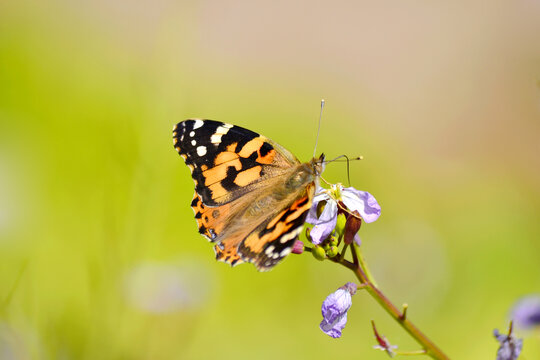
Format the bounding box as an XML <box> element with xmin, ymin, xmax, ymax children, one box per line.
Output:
<box><xmin>173</xmin><ymin>119</ymin><xmax>324</xmax><ymax>271</ymax></box>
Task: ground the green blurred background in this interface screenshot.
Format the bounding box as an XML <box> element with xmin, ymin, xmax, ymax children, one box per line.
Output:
<box><xmin>1</xmin><ymin>0</ymin><xmax>539</xmax><ymax>359</ymax></box>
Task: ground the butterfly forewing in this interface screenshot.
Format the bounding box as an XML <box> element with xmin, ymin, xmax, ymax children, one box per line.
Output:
<box><xmin>173</xmin><ymin>119</ymin><xmax>298</xmax><ymax>206</ymax></box>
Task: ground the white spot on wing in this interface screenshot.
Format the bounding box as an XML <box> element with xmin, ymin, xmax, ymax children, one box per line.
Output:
<box><xmin>189</xmin><ymin>131</ymin><xmax>195</xmax><ymax>137</ymax></box>
<box><xmin>191</xmin><ymin>140</ymin><xmax>196</xmax><ymax>146</ymax></box>
<box><xmin>210</xmin><ymin>125</ymin><xmax>233</xmax><ymax>144</ymax></box>
<box><xmin>280</xmin><ymin>248</ymin><xmax>291</xmax><ymax>257</ymax></box>
<box><xmin>196</xmin><ymin>146</ymin><xmax>207</xmax><ymax>156</ymax></box>
<box><xmin>193</xmin><ymin>120</ymin><xmax>204</xmax><ymax>129</ymax></box>
<box><xmin>265</xmin><ymin>245</ymin><xmax>275</xmax><ymax>255</ymax></box>
<box><xmin>279</xmin><ymin>227</ymin><xmax>303</xmax><ymax>243</ymax></box>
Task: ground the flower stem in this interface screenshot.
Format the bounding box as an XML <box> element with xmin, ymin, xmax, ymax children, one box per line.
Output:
<box><xmin>336</xmin><ymin>246</ymin><xmax>449</xmax><ymax>360</ymax></box>
<box><xmin>396</xmin><ymin>350</ymin><xmax>428</xmax><ymax>356</ymax></box>
<box><xmin>354</xmin><ymin>245</ymin><xmax>378</xmax><ymax>287</ymax></box>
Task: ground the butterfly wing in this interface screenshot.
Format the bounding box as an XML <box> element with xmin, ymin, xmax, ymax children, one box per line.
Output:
<box><xmin>173</xmin><ymin>119</ymin><xmax>299</xmax><ymax>206</ymax></box>
<box><xmin>173</xmin><ymin>119</ymin><xmax>316</xmax><ymax>271</ymax></box>
<box><xmin>235</xmin><ymin>186</ymin><xmax>314</xmax><ymax>271</ymax></box>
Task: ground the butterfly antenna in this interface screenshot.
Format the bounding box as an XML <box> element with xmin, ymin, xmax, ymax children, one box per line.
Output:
<box><xmin>324</xmin><ymin>155</ymin><xmax>364</xmax><ymax>186</ymax></box>
<box><xmin>346</xmin><ymin>155</ymin><xmax>352</xmax><ymax>186</ymax></box>
<box><xmin>313</xmin><ymin>99</ymin><xmax>325</xmax><ymax>158</ymax></box>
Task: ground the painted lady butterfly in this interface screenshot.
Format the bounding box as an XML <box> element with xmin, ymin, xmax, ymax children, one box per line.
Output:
<box><xmin>173</xmin><ymin>119</ymin><xmax>324</xmax><ymax>271</ymax></box>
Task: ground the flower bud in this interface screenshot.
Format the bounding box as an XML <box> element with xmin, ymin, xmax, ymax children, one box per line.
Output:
<box><xmin>335</xmin><ymin>213</ymin><xmax>347</xmax><ymax>236</ymax></box>
<box><xmin>326</xmin><ymin>246</ymin><xmax>339</xmax><ymax>258</ymax></box>
<box><xmin>344</xmin><ymin>211</ymin><xmax>362</xmax><ymax>245</ymax></box>
<box><xmin>291</xmin><ymin>240</ymin><xmax>304</xmax><ymax>254</ymax></box>
<box><xmin>312</xmin><ymin>245</ymin><xmax>326</xmax><ymax>261</ymax></box>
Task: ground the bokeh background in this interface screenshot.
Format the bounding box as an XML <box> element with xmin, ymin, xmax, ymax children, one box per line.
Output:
<box><xmin>1</xmin><ymin>0</ymin><xmax>539</xmax><ymax>359</ymax></box>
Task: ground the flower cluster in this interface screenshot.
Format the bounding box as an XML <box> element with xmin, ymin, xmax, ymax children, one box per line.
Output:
<box><xmin>306</xmin><ymin>183</ymin><xmax>381</xmax><ymax>338</ymax></box>
<box><xmin>302</xmin><ymin>182</ymin><xmax>448</xmax><ymax>357</ymax></box>
<box><xmin>306</xmin><ymin>183</ymin><xmax>381</xmax><ymax>260</ymax></box>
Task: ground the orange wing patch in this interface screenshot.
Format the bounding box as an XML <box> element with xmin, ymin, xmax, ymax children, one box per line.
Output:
<box><xmin>203</xmin><ymin>159</ymin><xmax>242</xmax><ymax>186</ymax></box>
<box><xmin>234</xmin><ymin>166</ymin><xmax>262</xmax><ymax>187</ymax></box>
<box><xmin>238</xmin><ymin>137</ymin><xmax>265</xmax><ymax>158</ymax></box>
<box><xmin>191</xmin><ymin>192</ymin><xmax>230</xmax><ymax>241</ymax></box>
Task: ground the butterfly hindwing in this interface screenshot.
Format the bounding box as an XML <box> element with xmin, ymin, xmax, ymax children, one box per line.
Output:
<box><xmin>236</xmin><ymin>187</ymin><xmax>314</xmax><ymax>271</ymax></box>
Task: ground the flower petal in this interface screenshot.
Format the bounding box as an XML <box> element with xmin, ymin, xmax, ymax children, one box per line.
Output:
<box><xmin>313</xmin><ymin>189</ymin><xmax>330</xmax><ymax>203</ymax></box>
<box><xmin>305</xmin><ymin>191</ymin><xmax>331</xmax><ymax>225</ymax></box>
<box><xmin>318</xmin><ymin>199</ymin><xmax>338</xmax><ymax>223</ymax></box>
<box><xmin>320</xmin><ymin>313</ymin><xmax>348</xmax><ymax>338</ymax></box>
<box><xmin>308</xmin><ymin>200</ymin><xmax>338</xmax><ymax>245</ymax></box>
<box><xmin>342</xmin><ymin>187</ymin><xmax>381</xmax><ymax>223</ymax></box>
<box><xmin>321</xmin><ymin>289</ymin><xmax>351</xmax><ymax>321</ymax></box>
<box><xmin>309</xmin><ymin>222</ymin><xmax>336</xmax><ymax>245</ymax></box>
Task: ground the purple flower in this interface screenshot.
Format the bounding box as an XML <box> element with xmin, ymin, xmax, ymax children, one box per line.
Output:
<box><xmin>306</xmin><ymin>184</ymin><xmax>381</xmax><ymax>245</ymax></box>
<box><xmin>494</xmin><ymin>327</ymin><xmax>523</xmax><ymax>360</ymax></box>
<box><xmin>306</xmin><ymin>193</ymin><xmax>338</xmax><ymax>245</ymax></box>
<box><xmin>320</xmin><ymin>282</ymin><xmax>357</xmax><ymax>338</ymax></box>
<box><xmin>341</xmin><ymin>187</ymin><xmax>381</xmax><ymax>223</ymax></box>
<box><xmin>510</xmin><ymin>295</ymin><xmax>540</xmax><ymax>330</ymax></box>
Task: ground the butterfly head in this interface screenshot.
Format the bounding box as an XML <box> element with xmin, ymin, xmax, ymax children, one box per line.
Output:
<box><xmin>312</xmin><ymin>153</ymin><xmax>326</xmax><ymax>177</ymax></box>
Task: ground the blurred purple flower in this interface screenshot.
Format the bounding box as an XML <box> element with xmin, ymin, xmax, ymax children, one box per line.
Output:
<box><xmin>306</xmin><ymin>184</ymin><xmax>381</xmax><ymax>245</ymax></box>
<box><xmin>510</xmin><ymin>295</ymin><xmax>540</xmax><ymax>330</ymax></box>
<box><xmin>123</xmin><ymin>260</ymin><xmax>214</xmax><ymax>313</ymax></box>
<box><xmin>320</xmin><ymin>282</ymin><xmax>357</xmax><ymax>338</ymax></box>
<box><xmin>494</xmin><ymin>328</ymin><xmax>523</xmax><ymax>360</ymax></box>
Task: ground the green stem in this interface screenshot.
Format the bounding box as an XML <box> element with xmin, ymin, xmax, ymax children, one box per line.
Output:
<box><xmin>355</xmin><ymin>245</ymin><xmax>378</xmax><ymax>287</ymax></box>
<box><xmin>335</xmin><ymin>247</ymin><xmax>449</xmax><ymax>360</ymax></box>
<box><xmin>338</xmin><ymin>243</ymin><xmax>349</xmax><ymax>262</ymax></box>
<box><xmin>396</xmin><ymin>350</ymin><xmax>428</xmax><ymax>356</ymax></box>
